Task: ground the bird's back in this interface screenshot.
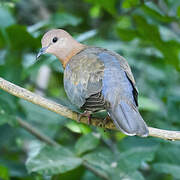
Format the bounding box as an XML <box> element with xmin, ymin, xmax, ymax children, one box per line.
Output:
<box><xmin>64</xmin><ymin>47</ymin><xmax>149</xmax><ymax>137</ymax></box>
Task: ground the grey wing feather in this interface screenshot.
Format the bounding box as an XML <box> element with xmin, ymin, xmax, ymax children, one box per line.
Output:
<box><xmin>114</xmin><ymin>53</ymin><xmax>139</xmax><ymax>106</ymax></box>
<box><xmin>98</xmin><ymin>50</ymin><xmax>148</xmax><ymax>137</ymax></box>
<box><xmin>64</xmin><ymin>51</ymin><xmax>104</xmax><ymax>108</ymax></box>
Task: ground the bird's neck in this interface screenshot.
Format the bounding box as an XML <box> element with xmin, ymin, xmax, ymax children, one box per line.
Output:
<box><xmin>58</xmin><ymin>42</ymin><xmax>87</xmax><ymax>68</ymax></box>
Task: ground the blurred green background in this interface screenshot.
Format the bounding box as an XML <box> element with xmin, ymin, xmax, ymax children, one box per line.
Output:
<box><xmin>0</xmin><ymin>0</ymin><xmax>180</xmax><ymax>179</ymax></box>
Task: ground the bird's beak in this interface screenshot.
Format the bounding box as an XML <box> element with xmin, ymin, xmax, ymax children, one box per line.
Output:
<box><xmin>36</xmin><ymin>46</ymin><xmax>48</xmax><ymax>59</ymax></box>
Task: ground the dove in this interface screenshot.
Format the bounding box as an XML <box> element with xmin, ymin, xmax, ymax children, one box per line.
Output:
<box><xmin>37</xmin><ymin>29</ymin><xmax>149</xmax><ymax>137</ymax></box>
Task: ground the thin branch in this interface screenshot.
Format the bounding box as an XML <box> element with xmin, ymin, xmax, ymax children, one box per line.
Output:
<box><xmin>82</xmin><ymin>161</ymin><xmax>109</xmax><ymax>180</ymax></box>
<box><xmin>0</xmin><ymin>77</ymin><xmax>180</xmax><ymax>141</ymax></box>
<box><xmin>16</xmin><ymin>117</ymin><xmax>58</xmax><ymax>146</ymax></box>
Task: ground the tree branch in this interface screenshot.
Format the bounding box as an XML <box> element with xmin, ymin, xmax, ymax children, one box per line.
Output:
<box><xmin>0</xmin><ymin>77</ymin><xmax>180</xmax><ymax>141</ymax></box>
<box><xmin>16</xmin><ymin>117</ymin><xmax>59</xmax><ymax>146</ymax></box>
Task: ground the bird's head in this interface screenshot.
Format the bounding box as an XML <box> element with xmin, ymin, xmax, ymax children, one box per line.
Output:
<box><xmin>37</xmin><ymin>29</ymin><xmax>85</xmax><ymax>67</ymax></box>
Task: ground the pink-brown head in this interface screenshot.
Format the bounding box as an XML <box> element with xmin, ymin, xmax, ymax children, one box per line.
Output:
<box><xmin>37</xmin><ymin>29</ymin><xmax>85</xmax><ymax>67</ymax></box>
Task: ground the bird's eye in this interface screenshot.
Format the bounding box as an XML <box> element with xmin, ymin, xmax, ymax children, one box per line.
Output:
<box><xmin>52</xmin><ymin>37</ymin><xmax>58</xmax><ymax>43</ymax></box>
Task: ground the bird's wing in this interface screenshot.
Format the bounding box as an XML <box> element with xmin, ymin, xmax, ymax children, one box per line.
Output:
<box><xmin>64</xmin><ymin>50</ymin><xmax>105</xmax><ymax>109</ymax></box>
<box><xmin>115</xmin><ymin>54</ymin><xmax>139</xmax><ymax>106</ymax></box>
<box><xmin>98</xmin><ymin>51</ymin><xmax>148</xmax><ymax>136</ymax></box>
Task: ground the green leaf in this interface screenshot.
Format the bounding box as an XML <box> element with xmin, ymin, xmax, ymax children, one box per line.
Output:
<box><xmin>117</xmin><ymin>146</ymin><xmax>156</xmax><ymax>170</ymax></box>
<box><xmin>50</xmin><ymin>13</ymin><xmax>82</xmax><ymax>27</ymax></box>
<box><xmin>75</xmin><ymin>133</ymin><xmax>100</xmax><ymax>155</ymax></box>
<box><xmin>122</xmin><ymin>0</ymin><xmax>140</xmax><ymax>9</ymax></box>
<box><xmin>0</xmin><ymin>165</ymin><xmax>9</xmax><ymax>180</ymax></box>
<box><xmin>83</xmin><ymin>147</ymin><xmax>145</xmax><ymax>180</ymax></box>
<box><xmin>117</xmin><ymin>137</ymin><xmax>159</xmax><ymax>171</ymax></box>
<box><xmin>0</xmin><ymin>7</ymin><xmax>15</xmax><ymax>28</ymax></box>
<box><xmin>111</xmin><ymin>170</ymin><xmax>144</xmax><ymax>180</ymax></box>
<box><xmin>133</xmin><ymin>15</ymin><xmax>180</xmax><ymax>69</ymax></box>
<box><xmin>85</xmin><ymin>0</ymin><xmax>117</xmax><ymax>15</ymax></box>
<box><xmin>177</xmin><ymin>6</ymin><xmax>180</xmax><ymax>18</ymax></box>
<box><xmin>0</xmin><ymin>105</ymin><xmax>9</xmax><ymax>126</ymax></box>
<box><xmin>116</xmin><ymin>28</ymin><xmax>137</xmax><ymax>41</ymax></box>
<box><xmin>6</xmin><ymin>25</ymin><xmax>39</xmax><ymax>50</ymax></box>
<box><xmin>66</xmin><ymin>121</ymin><xmax>83</xmax><ymax>133</ymax></box>
<box><xmin>82</xmin><ymin>171</ymin><xmax>102</xmax><ymax>180</ymax></box>
<box><xmin>26</xmin><ymin>144</ymin><xmax>82</xmax><ymax>175</ymax></box>
<box><xmin>90</xmin><ymin>5</ymin><xmax>101</xmax><ymax>18</ymax></box>
<box><xmin>83</xmin><ymin>147</ymin><xmax>113</xmax><ymax>178</ymax></box>
<box><xmin>142</xmin><ymin>5</ymin><xmax>173</xmax><ymax>23</ymax></box>
<box><xmin>0</xmin><ymin>113</ymin><xmax>16</xmax><ymax>126</ymax></box>
<box><xmin>20</xmin><ymin>99</ymin><xmax>63</xmax><ymax>137</ymax></box>
<box><xmin>66</xmin><ymin>121</ymin><xmax>92</xmax><ymax>134</ymax></box>
<box><xmin>117</xmin><ymin>16</ymin><xmax>131</xmax><ymax>29</ymax></box>
<box><xmin>139</xmin><ymin>96</ymin><xmax>160</xmax><ymax>111</ymax></box>
<box><xmin>99</xmin><ymin>0</ymin><xmax>117</xmax><ymax>15</ymax></box>
<box><xmin>133</xmin><ymin>15</ymin><xmax>161</xmax><ymax>43</ymax></box>
<box><xmin>155</xmin><ymin>142</ymin><xmax>180</xmax><ymax>165</ymax></box>
<box><xmin>0</xmin><ymin>92</ymin><xmax>17</xmax><ymax>126</ymax></box>
<box><xmin>153</xmin><ymin>163</ymin><xmax>180</xmax><ymax>179</ymax></box>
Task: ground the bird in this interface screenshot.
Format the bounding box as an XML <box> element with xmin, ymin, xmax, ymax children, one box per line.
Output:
<box><xmin>37</xmin><ymin>29</ymin><xmax>149</xmax><ymax>137</ymax></box>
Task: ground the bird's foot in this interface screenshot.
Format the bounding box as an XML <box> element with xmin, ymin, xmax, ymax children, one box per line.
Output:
<box><xmin>77</xmin><ymin>111</ymin><xmax>92</xmax><ymax>125</ymax></box>
<box><xmin>101</xmin><ymin>115</ymin><xmax>111</xmax><ymax>131</ymax></box>
<box><xmin>98</xmin><ymin>115</ymin><xmax>111</xmax><ymax>131</ymax></box>
<box><xmin>103</xmin><ymin>115</ymin><xmax>111</xmax><ymax>125</ymax></box>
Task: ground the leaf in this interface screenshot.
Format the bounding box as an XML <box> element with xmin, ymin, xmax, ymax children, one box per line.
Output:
<box><xmin>83</xmin><ymin>147</ymin><xmax>114</xmax><ymax>178</ymax></box>
<box><xmin>117</xmin><ymin>146</ymin><xmax>156</xmax><ymax>170</ymax></box>
<box><xmin>50</xmin><ymin>12</ymin><xmax>82</xmax><ymax>27</ymax></box>
<box><xmin>117</xmin><ymin>137</ymin><xmax>159</xmax><ymax>170</ymax></box>
<box><xmin>133</xmin><ymin>15</ymin><xmax>161</xmax><ymax>43</ymax></box>
<box><xmin>82</xmin><ymin>171</ymin><xmax>102</xmax><ymax>180</ymax></box>
<box><xmin>177</xmin><ymin>6</ymin><xmax>180</xmax><ymax>18</ymax></box>
<box><xmin>0</xmin><ymin>113</ymin><xmax>16</xmax><ymax>126</ymax></box>
<box><xmin>122</xmin><ymin>0</ymin><xmax>140</xmax><ymax>9</ymax></box>
<box><xmin>111</xmin><ymin>169</ymin><xmax>144</xmax><ymax>180</ymax></box>
<box><xmin>90</xmin><ymin>5</ymin><xmax>101</xmax><ymax>18</ymax></box>
<box><xmin>54</xmin><ymin>166</ymin><xmax>85</xmax><ymax>180</ymax></box>
<box><xmin>133</xmin><ymin>15</ymin><xmax>180</xmax><ymax>69</ymax></box>
<box><xmin>0</xmin><ymin>7</ymin><xmax>15</xmax><ymax>28</ymax></box>
<box><xmin>116</xmin><ymin>28</ymin><xmax>137</xmax><ymax>41</ymax></box>
<box><xmin>0</xmin><ymin>165</ymin><xmax>9</xmax><ymax>180</ymax></box>
<box><xmin>83</xmin><ymin>147</ymin><xmax>145</xmax><ymax>180</ymax></box>
<box><xmin>139</xmin><ymin>96</ymin><xmax>160</xmax><ymax>111</ymax></box>
<box><xmin>26</xmin><ymin>144</ymin><xmax>82</xmax><ymax>175</ymax></box>
<box><xmin>99</xmin><ymin>0</ymin><xmax>117</xmax><ymax>15</ymax></box>
<box><xmin>6</xmin><ymin>25</ymin><xmax>39</xmax><ymax>50</ymax></box>
<box><xmin>155</xmin><ymin>142</ymin><xmax>180</xmax><ymax>165</ymax></box>
<box><xmin>117</xmin><ymin>16</ymin><xmax>131</xmax><ymax>29</ymax></box>
<box><xmin>142</xmin><ymin>5</ymin><xmax>173</xmax><ymax>23</ymax></box>
<box><xmin>85</xmin><ymin>0</ymin><xmax>117</xmax><ymax>15</ymax></box>
<box><xmin>153</xmin><ymin>163</ymin><xmax>180</xmax><ymax>179</ymax></box>
<box><xmin>19</xmin><ymin>99</ymin><xmax>64</xmax><ymax>137</ymax></box>
<box><xmin>75</xmin><ymin>133</ymin><xmax>100</xmax><ymax>155</ymax></box>
<box><xmin>0</xmin><ymin>92</ymin><xmax>17</xmax><ymax>126</ymax></box>
<box><xmin>66</xmin><ymin>121</ymin><xmax>92</xmax><ymax>134</ymax></box>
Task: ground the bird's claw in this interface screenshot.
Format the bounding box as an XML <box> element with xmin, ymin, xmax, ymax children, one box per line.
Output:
<box><xmin>100</xmin><ymin>115</ymin><xmax>111</xmax><ymax>130</ymax></box>
<box><xmin>103</xmin><ymin>115</ymin><xmax>111</xmax><ymax>125</ymax></box>
<box><xmin>77</xmin><ymin>111</ymin><xmax>92</xmax><ymax>125</ymax></box>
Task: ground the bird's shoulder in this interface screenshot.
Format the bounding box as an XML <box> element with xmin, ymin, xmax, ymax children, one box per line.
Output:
<box><xmin>64</xmin><ymin>47</ymin><xmax>105</xmax><ymax>84</ymax></box>
<box><xmin>64</xmin><ymin>47</ymin><xmax>105</xmax><ymax>107</ymax></box>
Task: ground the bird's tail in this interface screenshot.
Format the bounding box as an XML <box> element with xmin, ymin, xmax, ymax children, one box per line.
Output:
<box><xmin>108</xmin><ymin>101</ymin><xmax>149</xmax><ymax>137</ymax></box>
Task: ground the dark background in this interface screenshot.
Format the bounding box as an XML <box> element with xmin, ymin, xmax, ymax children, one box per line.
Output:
<box><xmin>0</xmin><ymin>0</ymin><xmax>180</xmax><ymax>179</ymax></box>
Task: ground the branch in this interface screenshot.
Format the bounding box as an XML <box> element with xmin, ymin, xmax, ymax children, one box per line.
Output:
<box><xmin>16</xmin><ymin>117</ymin><xmax>59</xmax><ymax>146</ymax></box>
<box><xmin>0</xmin><ymin>77</ymin><xmax>180</xmax><ymax>141</ymax></box>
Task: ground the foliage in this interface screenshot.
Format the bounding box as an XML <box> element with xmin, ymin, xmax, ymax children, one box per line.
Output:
<box><xmin>0</xmin><ymin>0</ymin><xmax>180</xmax><ymax>179</ymax></box>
